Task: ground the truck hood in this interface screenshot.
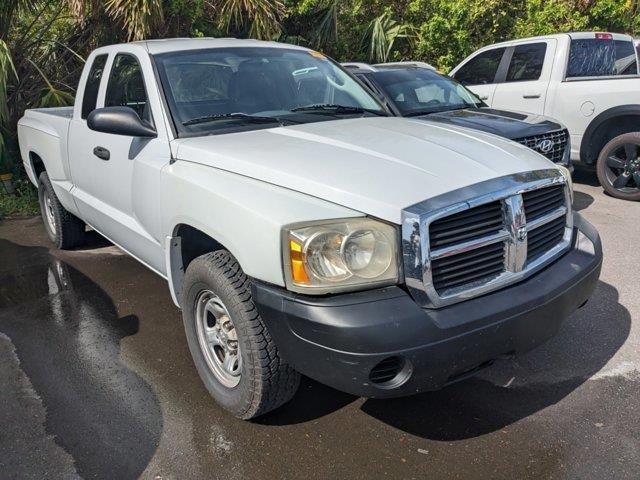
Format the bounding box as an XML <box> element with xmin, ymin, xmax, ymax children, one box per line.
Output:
<box><xmin>172</xmin><ymin>117</ymin><xmax>556</xmax><ymax>224</ymax></box>
<box><xmin>414</xmin><ymin>108</ymin><xmax>564</xmax><ymax>140</ymax></box>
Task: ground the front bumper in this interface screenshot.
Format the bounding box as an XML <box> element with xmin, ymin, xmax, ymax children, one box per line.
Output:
<box><xmin>253</xmin><ymin>213</ymin><xmax>602</xmax><ymax>398</ymax></box>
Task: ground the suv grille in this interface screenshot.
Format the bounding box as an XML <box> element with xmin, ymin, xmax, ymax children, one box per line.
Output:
<box><xmin>515</xmin><ymin>130</ymin><xmax>568</xmax><ymax>163</ymax></box>
<box><xmin>424</xmin><ymin>183</ymin><xmax>569</xmax><ymax>299</ymax></box>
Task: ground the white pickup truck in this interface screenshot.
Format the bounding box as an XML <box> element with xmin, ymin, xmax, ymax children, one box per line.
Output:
<box><xmin>18</xmin><ymin>38</ymin><xmax>602</xmax><ymax>419</ymax></box>
<box><xmin>451</xmin><ymin>32</ymin><xmax>640</xmax><ymax>201</ymax></box>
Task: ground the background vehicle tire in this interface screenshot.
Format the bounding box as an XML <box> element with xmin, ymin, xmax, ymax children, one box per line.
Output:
<box><xmin>37</xmin><ymin>171</ymin><xmax>86</xmax><ymax>249</ymax></box>
<box><xmin>596</xmin><ymin>132</ymin><xmax>640</xmax><ymax>201</ymax></box>
<box><xmin>181</xmin><ymin>250</ymin><xmax>300</xmax><ymax>419</ymax></box>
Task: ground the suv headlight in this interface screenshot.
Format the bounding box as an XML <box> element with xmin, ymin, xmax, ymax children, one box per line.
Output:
<box><xmin>283</xmin><ymin>218</ymin><xmax>399</xmax><ymax>294</ymax></box>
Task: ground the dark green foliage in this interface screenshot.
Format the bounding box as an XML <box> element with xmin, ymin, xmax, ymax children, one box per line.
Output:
<box><xmin>1</xmin><ymin>0</ymin><xmax>638</xmax><ymax>178</ymax></box>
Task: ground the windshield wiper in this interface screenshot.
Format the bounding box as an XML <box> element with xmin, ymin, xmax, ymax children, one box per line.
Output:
<box><xmin>182</xmin><ymin>113</ymin><xmax>288</xmax><ymax>127</ymax></box>
<box><xmin>405</xmin><ymin>106</ymin><xmax>469</xmax><ymax>117</ymax></box>
<box><xmin>291</xmin><ymin>104</ymin><xmax>387</xmax><ymax>116</ymax></box>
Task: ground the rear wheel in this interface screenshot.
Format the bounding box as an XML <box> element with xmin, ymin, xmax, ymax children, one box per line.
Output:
<box><xmin>596</xmin><ymin>132</ymin><xmax>640</xmax><ymax>201</ymax></box>
<box><xmin>181</xmin><ymin>250</ymin><xmax>300</xmax><ymax>419</ymax></box>
<box><xmin>37</xmin><ymin>172</ymin><xmax>86</xmax><ymax>249</ymax></box>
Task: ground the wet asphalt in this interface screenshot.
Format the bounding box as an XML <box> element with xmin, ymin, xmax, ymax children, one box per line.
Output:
<box><xmin>0</xmin><ymin>166</ymin><xmax>638</xmax><ymax>480</ymax></box>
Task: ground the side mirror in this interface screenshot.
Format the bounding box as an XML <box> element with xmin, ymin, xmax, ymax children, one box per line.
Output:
<box><xmin>87</xmin><ymin>106</ymin><xmax>157</xmax><ymax>138</ymax></box>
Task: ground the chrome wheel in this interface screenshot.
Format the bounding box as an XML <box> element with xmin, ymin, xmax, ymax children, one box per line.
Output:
<box><xmin>195</xmin><ymin>290</ymin><xmax>242</xmax><ymax>388</ymax></box>
<box><xmin>43</xmin><ymin>189</ymin><xmax>57</xmax><ymax>235</ymax></box>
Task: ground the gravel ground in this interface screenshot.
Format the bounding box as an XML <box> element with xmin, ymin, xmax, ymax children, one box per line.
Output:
<box><xmin>0</xmin><ymin>166</ymin><xmax>638</xmax><ymax>480</ymax></box>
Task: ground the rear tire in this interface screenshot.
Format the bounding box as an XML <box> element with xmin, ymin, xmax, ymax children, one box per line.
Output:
<box><xmin>37</xmin><ymin>172</ymin><xmax>86</xmax><ymax>249</ymax></box>
<box><xmin>181</xmin><ymin>250</ymin><xmax>300</xmax><ymax>419</ymax></box>
<box><xmin>596</xmin><ymin>132</ymin><xmax>640</xmax><ymax>201</ymax></box>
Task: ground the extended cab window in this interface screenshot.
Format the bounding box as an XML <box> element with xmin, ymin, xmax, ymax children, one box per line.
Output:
<box><xmin>506</xmin><ymin>43</ymin><xmax>547</xmax><ymax>82</ymax></box>
<box><xmin>454</xmin><ymin>48</ymin><xmax>505</xmax><ymax>86</ymax></box>
<box><xmin>81</xmin><ymin>54</ymin><xmax>108</xmax><ymax>119</ymax></box>
<box><xmin>567</xmin><ymin>38</ymin><xmax>638</xmax><ymax>78</ymax></box>
<box><xmin>105</xmin><ymin>54</ymin><xmax>151</xmax><ymax>122</ymax></box>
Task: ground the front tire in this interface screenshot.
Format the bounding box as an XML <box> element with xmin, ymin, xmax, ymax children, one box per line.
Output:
<box><xmin>37</xmin><ymin>172</ymin><xmax>86</xmax><ymax>249</ymax></box>
<box><xmin>181</xmin><ymin>250</ymin><xmax>300</xmax><ymax>419</ymax></box>
<box><xmin>596</xmin><ymin>132</ymin><xmax>640</xmax><ymax>201</ymax></box>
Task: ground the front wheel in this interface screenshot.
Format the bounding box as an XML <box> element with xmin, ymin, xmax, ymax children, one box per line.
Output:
<box><xmin>181</xmin><ymin>250</ymin><xmax>300</xmax><ymax>419</ymax></box>
<box><xmin>596</xmin><ymin>132</ymin><xmax>640</xmax><ymax>201</ymax></box>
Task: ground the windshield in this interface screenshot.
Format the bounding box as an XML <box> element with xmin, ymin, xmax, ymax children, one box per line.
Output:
<box><xmin>370</xmin><ymin>69</ymin><xmax>482</xmax><ymax>116</ymax></box>
<box><xmin>154</xmin><ymin>47</ymin><xmax>386</xmax><ymax>136</ymax></box>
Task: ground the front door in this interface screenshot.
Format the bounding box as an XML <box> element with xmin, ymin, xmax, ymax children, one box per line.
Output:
<box><xmin>491</xmin><ymin>40</ymin><xmax>557</xmax><ymax>115</ymax></box>
<box><xmin>68</xmin><ymin>49</ymin><xmax>170</xmax><ymax>273</ymax></box>
<box><xmin>450</xmin><ymin>46</ymin><xmax>507</xmax><ymax>106</ymax></box>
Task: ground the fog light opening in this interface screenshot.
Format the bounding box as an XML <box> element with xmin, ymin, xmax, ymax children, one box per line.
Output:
<box><xmin>369</xmin><ymin>356</ymin><xmax>412</xmax><ymax>389</ymax></box>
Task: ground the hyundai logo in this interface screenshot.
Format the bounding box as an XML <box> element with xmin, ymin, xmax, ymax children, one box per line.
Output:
<box><xmin>536</xmin><ymin>139</ymin><xmax>555</xmax><ymax>154</ymax></box>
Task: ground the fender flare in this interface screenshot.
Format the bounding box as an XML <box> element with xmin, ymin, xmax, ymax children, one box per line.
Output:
<box><xmin>580</xmin><ymin>104</ymin><xmax>640</xmax><ymax>164</ymax></box>
<box><xmin>164</xmin><ymin>220</ymin><xmax>234</xmax><ymax>309</ymax></box>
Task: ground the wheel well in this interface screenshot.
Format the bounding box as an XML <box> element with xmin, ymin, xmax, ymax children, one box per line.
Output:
<box><xmin>29</xmin><ymin>152</ymin><xmax>45</xmax><ymax>179</ymax></box>
<box><xmin>168</xmin><ymin>224</ymin><xmax>227</xmax><ymax>306</ymax></box>
<box><xmin>175</xmin><ymin>224</ymin><xmax>225</xmax><ymax>272</ymax></box>
<box><xmin>582</xmin><ymin>114</ymin><xmax>640</xmax><ymax>165</ymax></box>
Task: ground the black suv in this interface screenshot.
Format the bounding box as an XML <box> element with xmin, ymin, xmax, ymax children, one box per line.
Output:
<box><xmin>343</xmin><ymin>62</ymin><xmax>572</xmax><ymax>168</ymax></box>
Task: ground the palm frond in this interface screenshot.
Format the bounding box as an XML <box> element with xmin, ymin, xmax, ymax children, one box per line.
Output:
<box><xmin>52</xmin><ymin>40</ymin><xmax>85</xmax><ymax>63</ymax></box>
<box><xmin>66</xmin><ymin>0</ymin><xmax>86</xmax><ymax>20</ymax></box>
<box><xmin>104</xmin><ymin>0</ymin><xmax>163</xmax><ymax>41</ymax></box>
<box><xmin>0</xmin><ymin>40</ymin><xmax>18</xmax><ymax>157</ymax></box>
<box><xmin>25</xmin><ymin>57</ymin><xmax>74</xmax><ymax>107</ymax></box>
<box><xmin>362</xmin><ymin>13</ymin><xmax>413</xmax><ymax>63</ymax></box>
<box><xmin>218</xmin><ymin>0</ymin><xmax>284</xmax><ymax>40</ymax></box>
<box><xmin>1</xmin><ymin>0</ymin><xmax>40</xmax><ymax>39</ymax></box>
<box><xmin>310</xmin><ymin>0</ymin><xmax>339</xmax><ymax>50</ymax></box>
<box><xmin>38</xmin><ymin>87</ymin><xmax>75</xmax><ymax>107</ymax></box>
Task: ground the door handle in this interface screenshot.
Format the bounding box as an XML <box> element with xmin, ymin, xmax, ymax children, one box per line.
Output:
<box><xmin>523</xmin><ymin>93</ymin><xmax>541</xmax><ymax>99</ymax></box>
<box><xmin>93</xmin><ymin>146</ymin><xmax>110</xmax><ymax>160</ymax></box>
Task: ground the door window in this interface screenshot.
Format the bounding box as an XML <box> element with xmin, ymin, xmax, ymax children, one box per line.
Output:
<box><xmin>505</xmin><ymin>43</ymin><xmax>547</xmax><ymax>82</ymax></box>
<box><xmin>567</xmin><ymin>38</ymin><xmax>638</xmax><ymax>78</ymax></box>
<box><xmin>81</xmin><ymin>54</ymin><xmax>108</xmax><ymax>119</ymax></box>
<box><xmin>453</xmin><ymin>48</ymin><xmax>505</xmax><ymax>86</ymax></box>
<box><xmin>105</xmin><ymin>54</ymin><xmax>151</xmax><ymax>122</ymax></box>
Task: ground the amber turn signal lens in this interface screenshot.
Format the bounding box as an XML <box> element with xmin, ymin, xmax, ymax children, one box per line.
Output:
<box><xmin>289</xmin><ymin>240</ymin><xmax>310</xmax><ymax>284</ymax></box>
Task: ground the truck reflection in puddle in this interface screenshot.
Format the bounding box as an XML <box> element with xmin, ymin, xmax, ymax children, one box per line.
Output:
<box><xmin>0</xmin><ymin>239</ymin><xmax>162</xmax><ymax>480</ymax></box>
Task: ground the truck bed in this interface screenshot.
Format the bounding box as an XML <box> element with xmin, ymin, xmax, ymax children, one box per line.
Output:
<box><xmin>17</xmin><ymin>106</ymin><xmax>74</xmax><ymax>203</ymax></box>
<box><xmin>27</xmin><ymin>106</ymin><xmax>74</xmax><ymax>119</ymax></box>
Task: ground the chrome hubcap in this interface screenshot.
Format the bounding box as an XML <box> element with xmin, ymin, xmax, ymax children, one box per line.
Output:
<box><xmin>43</xmin><ymin>190</ymin><xmax>57</xmax><ymax>235</ymax></box>
<box><xmin>195</xmin><ymin>290</ymin><xmax>241</xmax><ymax>388</ymax></box>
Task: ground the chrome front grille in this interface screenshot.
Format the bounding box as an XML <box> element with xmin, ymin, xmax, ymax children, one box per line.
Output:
<box><xmin>526</xmin><ymin>216</ymin><xmax>566</xmax><ymax>264</ymax></box>
<box><xmin>515</xmin><ymin>129</ymin><xmax>569</xmax><ymax>163</ymax></box>
<box><xmin>429</xmin><ymin>201</ymin><xmax>503</xmax><ymax>249</ymax></box>
<box><xmin>402</xmin><ymin>170</ymin><xmax>573</xmax><ymax>308</ymax></box>
<box><xmin>431</xmin><ymin>241</ymin><xmax>505</xmax><ymax>294</ymax></box>
<box><xmin>522</xmin><ymin>184</ymin><xmax>565</xmax><ymax>220</ymax></box>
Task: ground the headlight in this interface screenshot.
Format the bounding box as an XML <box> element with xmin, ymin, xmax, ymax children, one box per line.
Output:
<box><xmin>557</xmin><ymin>164</ymin><xmax>574</xmax><ymax>203</ymax></box>
<box><xmin>283</xmin><ymin>218</ymin><xmax>399</xmax><ymax>293</ymax></box>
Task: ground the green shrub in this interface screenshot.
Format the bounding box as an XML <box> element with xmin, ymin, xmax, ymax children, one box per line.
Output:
<box><xmin>0</xmin><ymin>178</ymin><xmax>39</xmax><ymax>218</ymax></box>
